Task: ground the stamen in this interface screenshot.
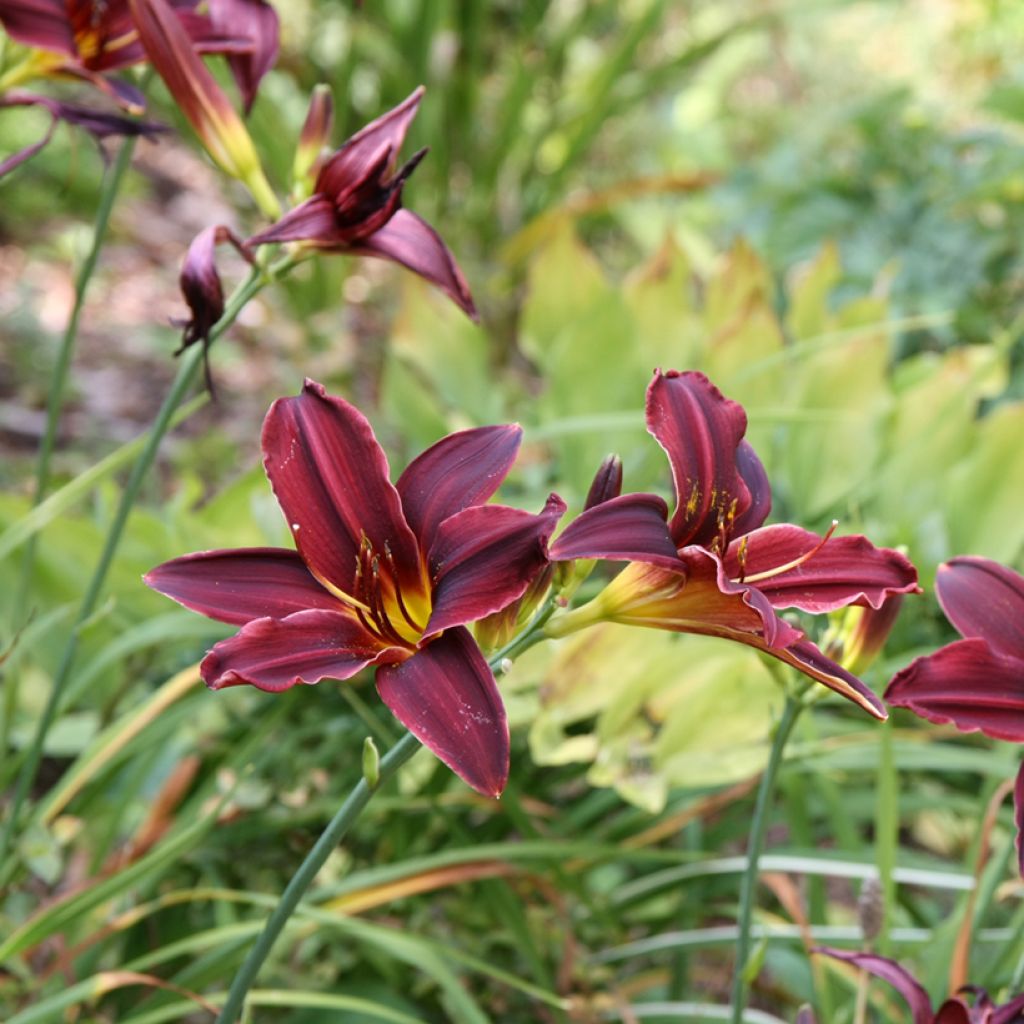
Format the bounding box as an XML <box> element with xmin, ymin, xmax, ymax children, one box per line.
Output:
<box><xmin>384</xmin><ymin>543</ymin><xmax>425</xmax><ymax>634</ymax></box>
<box><xmin>734</xmin><ymin>535</ymin><xmax>750</xmax><ymax>583</ymax></box>
<box><xmin>740</xmin><ymin>520</ymin><xmax>838</xmax><ymax>584</ymax></box>
<box><xmin>366</xmin><ymin>555</ymin><xmax>407</xmax><ymax>646</ymax></box>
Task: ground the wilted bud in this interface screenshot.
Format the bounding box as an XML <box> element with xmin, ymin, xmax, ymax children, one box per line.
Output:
<box><xmin>292</xmin><ymin>84</ymin><xmax>334</xmax><ymax>199</ymax></box>
<box><xmin>175</xmin><ymin>225</ymin><xmax>254</xmax><ymax>389</ymax></box>
<box><xmin>475</xmin><ymin>564</ymin><xmax>555</xmax><ymax>653</ymax></box>
<box><xmin>857</xmin><ymin>876</ymin><xmax>884</xmax><ymax>943</ymax></box>
<box><xmin>826</xmin><ymin>597</ymin><xmax>903</xmax><ymax>676</ymax></box>
<box><xmin>584</xmin><ymin>454</ymin><xmax>623</xmax><ymax>510</ymax></box>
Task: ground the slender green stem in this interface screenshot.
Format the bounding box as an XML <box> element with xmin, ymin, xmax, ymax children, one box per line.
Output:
<box><xmin>15</xmin><ymin>136</ymin><xmax>138</xmax><ymax>614</ymax></box>
<box><xmin>215</xmin><ymin>730</ymin><xmax>422</xmax><ymax>1024</ymax></box>
<box><xmin>0</xmin><ymin>261</ymin><xmax>277</xmax><ymax>884</ymax></box>
<box><xmin>729</xmin><ymin>694</ymin><xmax>803</xmax><ymax>1024</ymax></box>
<box><xmin>215</xmin><ymin>615</ymin><xmax>557</xmax><ymax>1022</ymax></box>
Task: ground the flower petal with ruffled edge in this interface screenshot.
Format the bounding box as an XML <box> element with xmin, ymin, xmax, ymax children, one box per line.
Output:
<box><xmin>425</xmin><ymin>496</ymin><xmax>566</xmax><ymax>637</ymax></box>
<box><xmin>885</xmin><ymin>638</ymin><xmax>1024</xmax><ymax>742</ymax></box>
<box><xmin>376</xmin><ymin>626</ymin><xmax>508</xmax><ymax>797</ymax></box>
<box><xmin>200</xmin><ymin>608</ymin><xmax>400</xmax><ymax>692</ymax></box>
<box><xmin>723</xmin><ymin>524</ymin><xmax>920</xmax><ymax>613</ymax></box>
<box><xmin>396</xmin><ymin>423</ymin><xmax>522</xmax><ymax>547</ymax></box>
<box><xmin>936</xmin><ymin>556</ymin><xmax>1024</xmax><ymax>660</ymax></box>
<box><xmin>144</xmin><ymin>548</ymin><xmax>344</xmax><ymax>625</ymax></box>
<box><xmin>646</xmin><ymin>369</ymin><xmax>754</xmax><ymax>548</ymax></box>
<box><xmin>261</xmin><ymin>379</ymin><xmax>426</xmax><ymax>602</ymax></box>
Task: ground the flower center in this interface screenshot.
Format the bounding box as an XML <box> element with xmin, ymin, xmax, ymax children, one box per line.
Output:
<box><xmin>349</xmin><ymin>536</ymin><xmax>429</xmax><ymax>648</ymax></box>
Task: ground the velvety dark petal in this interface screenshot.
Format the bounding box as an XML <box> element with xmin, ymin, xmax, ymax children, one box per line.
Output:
<box><xmin>425</xmin><ymin>496</ymin><xmax>566</xmax><ymax>636</ymax></box>
<box><xmin>353</xmin><ymin>209</ymin><xmax>478</xmax><ymax>320</ymax></box>
<box><xmin>813</xmin><ymin>949</ymin><xmax>933</xmax><ymax>1024</ymax></box>
<box><xmin>584</xmin><ymin>454</ymin><xmax>623</xmax><ymax>510</ymax></box>
<box><xmin>885</xmin><ymin>639</ymin><xmax>1024</xmax><ymax>741</ymax></box>
<box><xmin>144</xmin><ymin>547</ymin><xmax>344</xmax><ymax>625</ymax></box>
<box><xmin>247</xmin><ymin>195</ymin><xmax>339</xmax><ymax>246</ymax></box>
<box><xmin>933</xmin><ymin>1001</ymin><xmax>972</xmax><ymax>1024</ymax></box>
<box><xmin>316</xmin><ymin>86</ymin><xmax>423</xmax><ymax>198</ymax></box>
<box><xmin>994</xmin><ymin>990</ymin><xmax>1024</xmax><ymax>1024</ymax></box>
<box><xmin>208</xmin><ymin>0</ymin><xmax>279</xmax><ymax>113</ymax></box>
<box><xmin>645</xmin><ymin>369</ymin><xmax>752</xmax><ymax>548</ymax></box>
<box><xmin>548</xmin><ymin>493</ymin><xmax>681</xmax><ymax>570</ymax></box>
<box><xmin>0</xmin><ymin>0</ymin><xmax>75</xmax><ymax>55</ymax></box>
<box><xmin>594</xmin><ymin>549</ymin><xmax>803</xmax><ymax>651</ymax></box>
<box><xmin>731</xmin><ymin>440</ymin><xmax>772</xmax><ymax>536</ymax></box>
<box><xmin>936</xmin><ymin>556</ymin><xmax>1024</xmax><ymax>660</ymax></box>
<box><xmin>396</xmin><ymin>423</ymin><xmax>522</xmax><ymax>549</ymax></box>
<box><xmin>201</xmin><ymin>609</ymin><xmax>394</xmax><ymax>692</ymax></box>
<box><xmin>176</xmin><ymin>224</ymin><xmax>253</xmax><ymax>355</ymax></box>
<box><xmin>375</xmin><ymin>626</ymin><xmax>509</xmax><ymax>797</ymax></box>
<box><xmin>1016</xmin><ymin>761</ymin><xmax>1024</xmax><ymax>881</ymax></box>
<box><xmin>724</xmin><ymin>524</ymin><xmax>920</xmax><ymax>613</ymax></box>
<box><xmin>777</xmin><ymin>639</ymin><xmax>887</xmax><ymax>719</ymax></box>
<box><xmin>261</xmin><ymin>379</ymin><xmax>425</xmax><ymax>600</ymax></box>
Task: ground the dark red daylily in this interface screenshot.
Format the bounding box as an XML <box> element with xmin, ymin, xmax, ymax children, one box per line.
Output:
<box><xmin>545</xmin><ymin>370</ymin><xmax>920</xmax><ymax>717</ymax></box>
<box><xmin>247</xmin><ymin>86</ymin><xmax>477</xmax><ymax>320</ymax></box>
<box><xmin>0</xmin><ymin>0</ymin><xmax>275</xmax><ymax>112</ymax></box>
<box><xmin>145</xmin><ymin>380</ymin><xmax>567</xmax><ymax>797</ymax></box>
<box><xmin>885</xmin><ymin>555</ymin><xmax>1024</xmax><ymax>872</ymax></box>
<box><xmin>812</xmin><ymin>948</ymin><xmax>1024</xmax><ymax>1023</ymax></box>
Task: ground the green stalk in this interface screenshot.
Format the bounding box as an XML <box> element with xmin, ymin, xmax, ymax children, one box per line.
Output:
<box><xmin>729</xmin><ymin>693</ymin><xmax>803</xmax><ymax>1024</ymax></box>
<box><xmin>0</xmin><ymin>261</ymin><xmax>278</xmax><ymax>883</ymax></box>
<box><xmin>5</xmin><ymin>136</ymin><xmax>138</xmax><ymax>759</ymax></box>
<box><xmin>215</xmin><ymin>730</ymin><xmax>422</xmax><ymax>1024</ymax></box>
<box><xmin>215</xmin><ymin>606</ymin><xmax>560</xmax><ymax>1023</ymax></box>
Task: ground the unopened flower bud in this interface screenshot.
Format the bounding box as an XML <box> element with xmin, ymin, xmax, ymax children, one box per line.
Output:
<box><xmin>828</xmin><ymin>597</ymin><xmax>903</xmax><ymax>676</ymax></box>
<box><xmin>362</xmin><ymin>736</ymin><xmax>380</xmax><ymax>789</ymax></box>
<box><xmin>292</xmin><ymin>84</ymin><xmax>334</xmax><ymax>199</ymax></box>
<box><xmin>584</xmin><ymin>454</ymin><xmax>623</xmax><ymax>510</ymax></box>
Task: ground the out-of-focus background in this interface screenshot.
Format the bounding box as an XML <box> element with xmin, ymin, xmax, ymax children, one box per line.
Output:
<box><xmin>2</xmin><ymin>2</ymin><xmax>1023</xmax><ymax>1020</ymax></box>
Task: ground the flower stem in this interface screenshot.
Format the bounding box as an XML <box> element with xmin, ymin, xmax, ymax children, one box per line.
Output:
<box><xmin>215</xmin><ymin>730</ymin><xmax>422</xmax><ymax>1024</ymax></box>
<box><xmin>15</xmin><ymin>135</ymin><xmax>138</xmax><ymax>617</ymax></box>
<box><xmin>0</xmin><ymin>260</ymin><xmax>277</xmax><ymax>885</ymax></box>
<box><xmin>215</xmin><ymin>618</ymin><xmax>555</xmax><ymax>1022</ymax></box>
<box><xmin>729</xmin><ymin>693</ymin><xmax>803</xmax><ymax>1024</ymax></box>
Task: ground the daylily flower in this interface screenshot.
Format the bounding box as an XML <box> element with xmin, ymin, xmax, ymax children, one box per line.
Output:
<box><xmin>812</xmin><ymin>948</ymin><xmax>1024</xmax><ymax>1023</ymax></box>
<box><xmin>545</xmin><ymin>370</ymin><xmax>920</xmax><ymax>717</ymax></box>
<box><xmin>0</xmin><ymin>0</ymin><xmax>275</xmax><ymax>112</ymax></box>
<box><xmin>885</xmin><ymin>555</ymin><xmax>1024</xmax><ymax>872</ymax></box>
<box><xmin>145</xmin><ymin>380</ymin><xmax>567</xmax><ymax>797</ymax></box>
<box><xmin>247</xmin><ymin>86</ymin><xmax>477</xmax><ymax>320</ymax></box>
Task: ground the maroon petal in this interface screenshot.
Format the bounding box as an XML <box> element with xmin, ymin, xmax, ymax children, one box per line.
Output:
<box><xmin>376</xmin><ymin>626</ymin><xmax>509</xmax><ymax>797</ymax></box>
<box><xmin>261</xmin><ymin>379</ymin><xmax>426</xmax><ymax>600</ymax></box>
<box><xmin>936</xmin><ymin>556</ymin><xmax>1024</xmax><ymax>659</ymax></box>
<box><xmin>208</xmin><ymin>0</ymin><xmax>279</xmax><ymax>114</ymax></box>
<box><xmin>777</xmin><ymin>639</ymin><xmax>887</xmax><ymax>719</ymax></box>
<box><xmin>548</xmin><ymin>493</ymin><xmax>681</xmax><ymax>569</ymax></box>
<box><xmin>645</xmin><ymin>370</ymin><xmax>754</xmax><ymax>548</ymax></box>
<box><xmin>352</xmin><ymin>209</ymin><xmax>478</xmax><ymax>320</ymax></box>
<box><xmin>201</xmin><ymin>609</ymin><xmax>394</xmax><ymax>692</ymax></box>
<box><xmin>0</xmin><ymin>0</ymin><xmax>75</xmax><ymax>56</ymax></box>
<box><xmin>316</xmin><ymin>86</ymin><xmax>423</xmax><ymax>199</ymax></box>
<box><xmin>425</xmin><ymin>496</ymin><xmax>566</xmax><ymax>636</ymax></box>
<box><xmin>144</xmin><ymin>547</ymin><xmax>344</xmax><ymax>626</ymax></box>
<box><xmin>731</xmin><ymin>440</ymin><xmax>772</xmax><ymax>536</ymax></box>
<box><xmin>995</xmin><ymin>991</ymin><xmax>1024</xmax><ymax>1024</ymax></box>
<box><xmin>813</xmin><ymin>948</ymin><xmax>933</xmax><ymax>1024</ymax></box>
<box><xmin>247</xmin><ymin>195</ymin><xmax>339</xmax><ymax>246</ymax></box>
<box><xmin>885</xmin><ymin>639</ymin><xmax>1024</xmax><ymax>741</ymax></box>
<box><xmin>396</xmin><ymin>423</ymin><xmax>522</xmax><ymax>549</ymax></box>
<box><xmin>724</xmin><ymin>524</ymin><xmax>920</xmax><ymax>613</ymax></box>
<box><xmin>934</xmin><ymin>1001</ymin><xmax>972</xmax><ymax>1024</ymax></box>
